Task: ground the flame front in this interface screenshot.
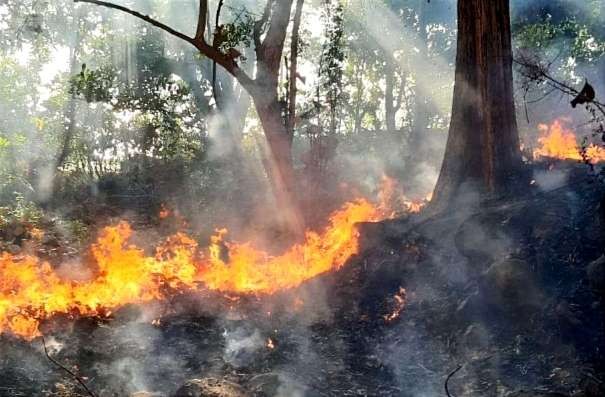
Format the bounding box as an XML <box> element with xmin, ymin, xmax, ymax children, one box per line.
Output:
<box><xmin>0</xmin><ymin>199</ymin><xmax>382</xmax><ymax>340</ymax></box>
<box><xmin>378</xmin><ymin>175</ymin><xmax>430</xmax><ymax>215</ymax></box>
<box><xmin>534</xmin><ymin>119</ymin><xmax>605</xmax><ymax>164</ymax></box>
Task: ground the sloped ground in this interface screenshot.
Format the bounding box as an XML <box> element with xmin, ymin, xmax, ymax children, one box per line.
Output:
<box><xmin>1</xmin><ymin>161</ymin><xmax>604</xmax><ymax>397</ymax></box>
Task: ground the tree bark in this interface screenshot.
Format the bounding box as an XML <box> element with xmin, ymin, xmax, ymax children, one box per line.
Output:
<box><xmin>430</xmin><ymin>0</ymin><xmax>524</xmax><ymax>213</ymax></box>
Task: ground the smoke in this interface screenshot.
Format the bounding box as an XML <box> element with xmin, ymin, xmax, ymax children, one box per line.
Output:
<box><xmin>222</xmin><ymin>325</ymin><xmax>264</xmax><ymax>368</ymax></box>
<box><xmin>275</xmin><ymin>373</ymin><xmax>307</xmax><ymax>397</ymax></box>
<box><xmin>533</xmin><ymin>168</ymin><xmax>569</xmax><ymax>191</ymax></box>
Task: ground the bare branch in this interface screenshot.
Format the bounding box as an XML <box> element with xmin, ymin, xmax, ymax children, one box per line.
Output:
<box><xmin>42</xmin><ymin>335</ymin><xmax>97</xmax><ymax>397</ymax></box>
<box><xmin>74</xmin><ymin>0</ymin><xmax>195</xmax><ymax>46</ymax></box>
<box><xmin>74</xmin><ymin>0</ymin><xmax>256</xmax><ymax>91</ymax></box>
<box><xmin>444</xmin><ymin>364</ymin><xmax>462</xmax><ymax>397</ymax></box>
<box><xmin>517</xmin><ymin>57</ymin><xmax>605</xmax><ymax>118</ymax></box>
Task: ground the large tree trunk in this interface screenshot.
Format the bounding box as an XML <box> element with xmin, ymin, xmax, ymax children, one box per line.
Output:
<box><xmin>430</xmin><ymin>0</ymin><xmax>523</xmax><ymax>213</ymax></box>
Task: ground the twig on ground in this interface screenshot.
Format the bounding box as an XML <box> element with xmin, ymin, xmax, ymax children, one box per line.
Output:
<box><xmin>41</xmin><ymin>335</ymin><xmax>97</xmax><ymax>397</ymax></box>
<box><xmin>445</xmin><ymin>364</ymin><xmax>462</xmax><ymax>397</ymax></box>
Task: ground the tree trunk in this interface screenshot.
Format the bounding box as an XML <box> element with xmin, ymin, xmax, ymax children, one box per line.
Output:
<box><xmin>405</xmin><ymin>0</ymin><xmax>430</xmax><ymax>179</ymax></box>
<box><xmin>53</xmin><ymin>10</ymin><xmax>83</xmax><ymax>198</ymax></box>
<box><xmin>253</xmin><ymin>95</ymin><xmax>303</xmax><ymax>232</ymax></box>
<box><xmin>404</xmin><ymin>0</ymin><xmax>436</xmax><ymax>197</ymax></box>
<box><xmin>286</xmin><ymin>0</ymin><xmax>304</xmax><ymax>138</ymax></box>
<box><xmin>250</xmin><ymin>0</ymin><xmax>304</xmax><ymax>233</ymax></box>
<box><xmin>384</xmin><ymin>58</ymin><xmax>397</xmax><ymax>134</ymax></box>
<box><xmin>430</xmin><ymin>0</ymin><xmax>523</xmax><ymax>212</ymax></box>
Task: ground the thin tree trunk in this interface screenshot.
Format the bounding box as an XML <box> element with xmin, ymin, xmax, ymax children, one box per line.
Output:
<box><xmin>54</xmin><ymin>13</ymin><xmax>83</xmax><ymax>194</ymax></box>
<box><xmin>384</xmin><ymin>58</ymin><xmax>397</xmax><ymax>134</ymax></box>
<box><xmin>430</xmin><ymin>0</ymin><xmax>524</xmax><ymax>212</ymax></box>
<box><xmin>286</xmin><ymin>0</ymin><xmax>304</xmax><ymax>139</ymax></box>
<box><xmin>405</xmin><ymin>0</ymin><xmax>430</xmax><ymax>186</ymax></box>
<box><xmin>353</xmin><ymin>62</ymin><xmax>365</xmax><ymax>135</ymax></box>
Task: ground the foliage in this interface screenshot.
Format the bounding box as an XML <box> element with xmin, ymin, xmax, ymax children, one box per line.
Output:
<box><xmin>515</xmin><ymin>19</ymin><xmax>605</xmax><ymax>62</ymax></box>
<box><xmin>0</xmin><ymin>0</ymin><xmax>602</xmax><ymax>226</ymax></box>
<box><xmin>70</xmin><ymin>63</ymin><xmax>115</xmax><ymax>103</ymax></box>
<box><xmin>319</xmin><ymin>0</ymin><xmax>345</xmax><ymax>126</ymax></box>
<box><xmin>218</xmin><ymin>14</ymin><xmax>255</xmax><ymax>56</ymax></box>
<box><xmin>0</xmin><ymin>193</ymin><xmax>44</xmax><ymax>227</ymax></box>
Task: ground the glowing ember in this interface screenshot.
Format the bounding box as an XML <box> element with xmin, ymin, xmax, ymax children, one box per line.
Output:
<box><xmin>0</xmin><ymin>199</ymin><xmax>383</xmax><ymax>340</ymax></box>
<box><xmin>158</xmin><ymin>204</ymin><xmax>171</xmax><ymax>219</ymax></box>
<box><xmin>383</xmin><ymin>287</ymin><xmax>407</xmax><ymax>323</ymax></box>
<box><xmin>266</xmin><ymin>338</ymin><xmax>275</xmax><ymax>349</ymax></box>
<box><xmin>534</xmin><ymin>119</ymin><xmax>605</xmax><ymax>164</ymax></box>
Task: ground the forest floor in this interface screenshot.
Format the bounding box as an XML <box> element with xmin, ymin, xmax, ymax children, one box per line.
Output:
<box><xmin>1</xmin><ymin>160</ymin><xmax>604</xmax><ymax>397</ymax></box>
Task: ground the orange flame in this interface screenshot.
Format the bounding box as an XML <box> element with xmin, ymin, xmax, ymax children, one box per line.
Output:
<box><xmin>378</xmin><ymin>175</ymin><xmax>430</xmax><ymax>215</ymax></box>
<box><xmin>0</xmin><ymin>199</ymin><xmax>382</xmax><ymax>340</ymax></box>
<box><xmin>158</xmin><ymin>204</ymin><xmax>170</xmax><ymax>219</ymax></box>
<box><xmin>534</xmin><ymin>119</ymin><xmax>605</xmax><ymax>164</ymax></box>
<box><xmin>383</xmin><ymin>287</ymin><xmax>407</xmax><ymax>323</ymax></box>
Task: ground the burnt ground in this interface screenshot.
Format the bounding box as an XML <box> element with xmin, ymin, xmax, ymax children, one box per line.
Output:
<box><xmin>1</xmin><ymin>160</ymin><xmax>605</xmax><ymax>397</ymax></box>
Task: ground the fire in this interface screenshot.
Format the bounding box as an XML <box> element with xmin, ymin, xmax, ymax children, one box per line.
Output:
<box><xmin>203</xmin><ymin>199</ymin><xmax>381</xmax><ymax>294</ymax></box>
<box><xmin>383</xmin><ymin>287</ymin><xmax>407</xmax><ymax>323</ymax></box>
<box><xmin>158</xmin><ymin>205</ymin><xmax>170</xmax><ymax>219</ymax></box>
<box><xmin>1</xmin><ymin>199</ymin><xmax>383</xmax><ymax>340</ymax></box>
<box><xmin>534</xmin><ymin>119</ymin><xmax>605</xmax><ymax>164</ymax></box>
<box><xmin>378</xmin><ymin>175</ymin><xmax>430</xmax><ymax>215</ymax></box>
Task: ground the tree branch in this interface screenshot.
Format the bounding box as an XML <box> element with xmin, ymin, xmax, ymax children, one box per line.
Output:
<box><xmin>42</xmin><ymin>335</ymin><xmax>97</xmax><ymax>397</ymax></box>
<box><xmin>74</xmin><ymin>0</ymin><xmax>256</xmax><ymax>91</ymax></box>
<box><xmin>514</xmin><ymin>57</ymin><xmax>605</xmax><ymax>118</ymax></box>
<box><xmin>444</xmin><ymin>364</ymin><xmax>462</xmax><ymax>397</ymax></box>
<box><xmin>74</xmin><ymin>0</ymin><xmax>195</xmax><ymax>45</ymax></box>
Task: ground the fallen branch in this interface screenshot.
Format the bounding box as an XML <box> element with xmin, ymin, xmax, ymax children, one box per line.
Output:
<box><xmin>41</xmin><ymin>335</ymin><xmax>97</xmax><ymax>397</ymax></box>
<box><xmin>444</xmin><ymin>364</ymin><xmax>462</xmax><ymax>397</ymax></box>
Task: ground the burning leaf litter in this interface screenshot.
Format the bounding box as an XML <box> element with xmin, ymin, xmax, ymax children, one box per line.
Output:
<box><xmin>533</xmin><ymin>119</ymin><xmax>605</xmax><ymax>164</ymax></box>
<box><xmin>1</xmin><ymin>196</ymin><xmax>420</xmax><ymax>340</ymax></box>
